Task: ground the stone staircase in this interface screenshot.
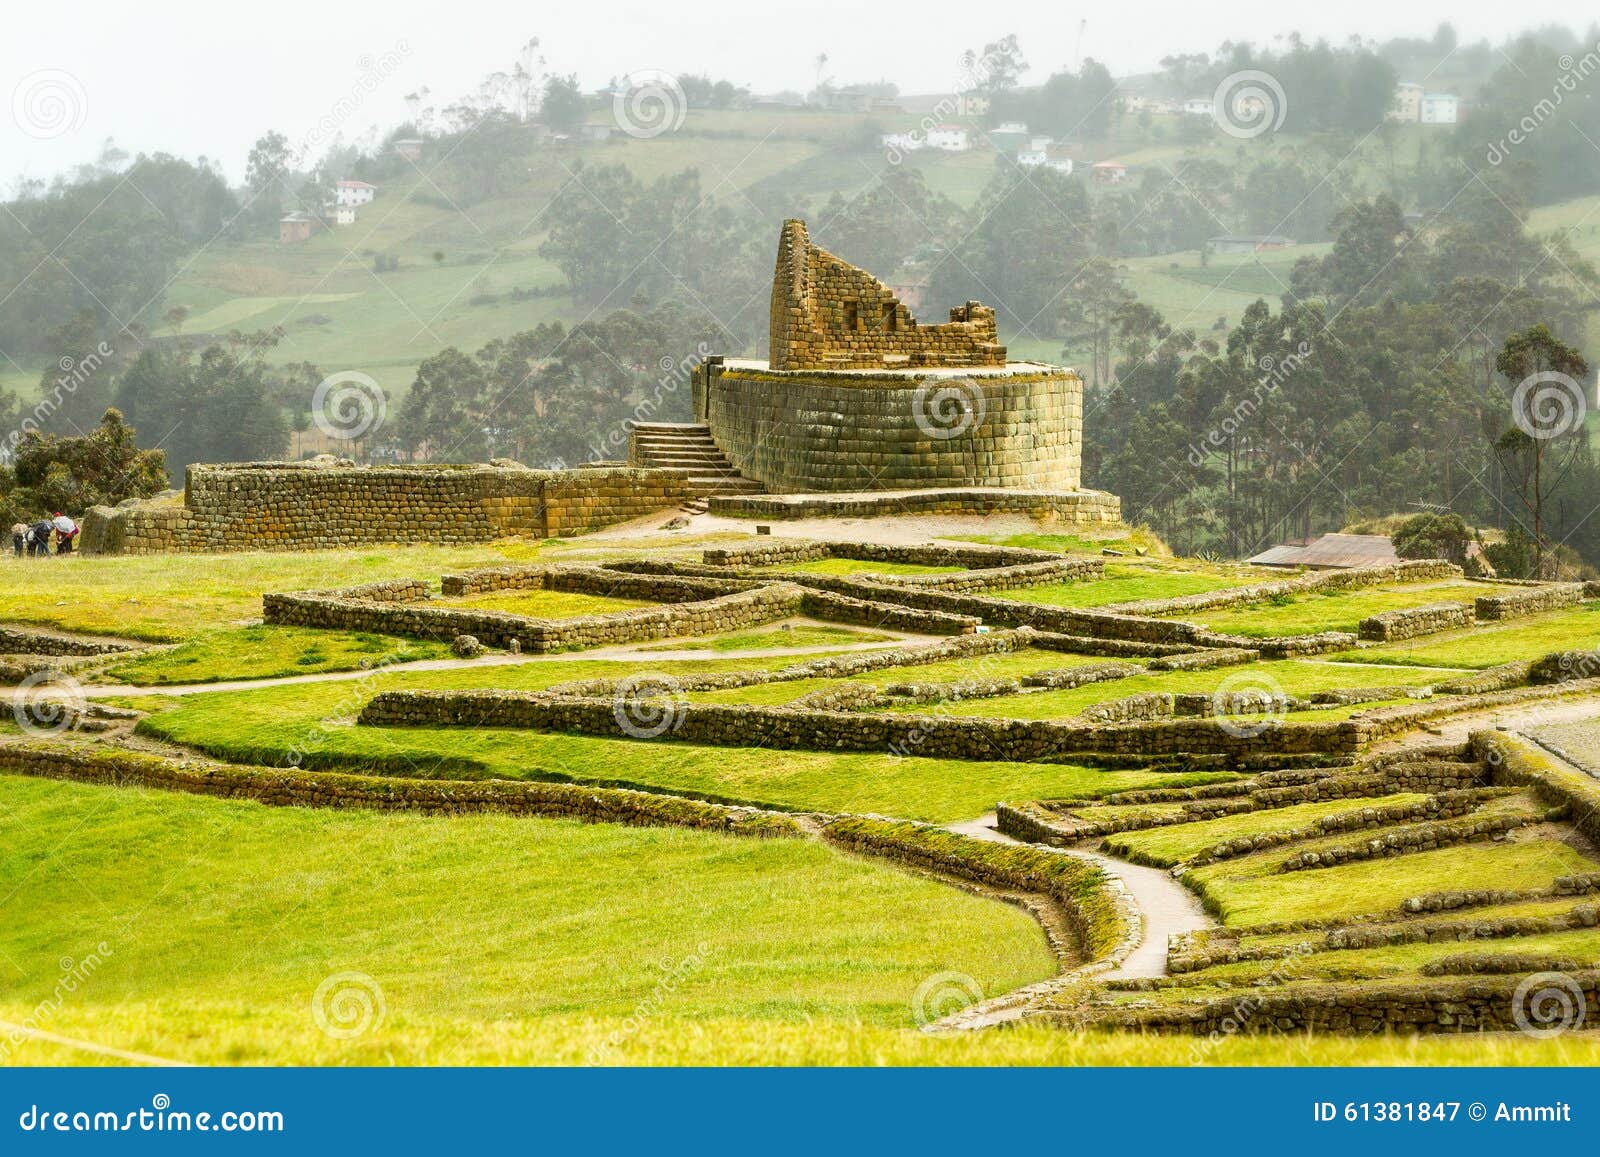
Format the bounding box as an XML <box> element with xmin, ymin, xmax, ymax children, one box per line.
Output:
<box><xmin>629</xmin><ymin>422</ymin><xmax>764</xmax><ymax>509</ymax></box>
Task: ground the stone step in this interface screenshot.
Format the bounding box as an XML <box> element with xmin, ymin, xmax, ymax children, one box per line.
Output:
<box><xmin>630</xmin><ymin>422</ymin><xmax>710</xmax><ymax>435</ymax></box>
<box><xmin>689</xmin><ymin>477</ymin><xmax>764</xmax><ymax>494</ymax></box>
<box><xmin>636</xmin><ymin>454</ymin><xmax>736</xmax><ymax>467</ymax></box>
<box><xmin>632</xmin><ymin>438</ymin><xmax>722</xmax><ymax>450</ymax></box>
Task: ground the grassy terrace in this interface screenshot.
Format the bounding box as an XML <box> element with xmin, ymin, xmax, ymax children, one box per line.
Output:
<box><xmin>1102</xmin><ymin>793</ymin><xmax>1434</xmax><ymax>864</ymax></box>
<box><xmin>134</xmin><ymin>665</ymin><xmax>1229</xmax><ymax>822</ymax></box>
<box><xmin>11</xmin><ymin>537</ymin><xmax>1600</xmax><ymax>1063</ymax></box>
<box><xmin>1327</xmin><ymin>602</ymin><xmax>1600</xmax><ymax>668</ymax></box>
<box><xmin>101</xmin><ymin>626</ymin><xmax>453</xmax><ymax>685</ymax></box>
<box><xmin>888</xmin><ymin>658</ymin><xmax>1440</xmax><ymax>721</ymax></box>
<box><xmin>1188</xmin><ymin>838</ymin><xmax>1593</xmax><ymax>929</ymax></box>
<box><xmin>0</xmin><ymin>774</ymin><xmax>1054</xmax><ymax>1065</ymax></box>
<box><xmin>763</xmin><ymin>558</ymin><xmax>964</xmax><ymax>576</ymax></box>
<box><xmin>639</xmin><ymin>623</ymin><xmax>898</xmax><ymax>652</ymax></box>
<box><xmin>442</xmin><ymin>588</ymin><xmax>655</xmax><ymax>617</ymax></box>
<box><xmin>1178</xmin><ymin>582</ymin><xmax>1496</xmax><ymax>637</ymax></box>
<box><xmin>0</xmin><ymin>545</ymin><xmax>542</xmax><ymax>641</ymax></box>
<box><xmin>1003</xmin><ymin>562</ymin><xmax>1267</xmax><ymax>608</ymax></box>
<box><xmin>1159</xmin><ymin>927</ymin><xmax>1600</xmax><ymax>989</ymax></box>
<box><xmin>691</xmin><ymin>647</ymin><xmax>1115</xmax><ymax>706</ymax></box>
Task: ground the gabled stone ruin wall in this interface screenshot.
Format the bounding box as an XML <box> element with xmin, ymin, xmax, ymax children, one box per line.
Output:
<box><xmin>769</xmin><ymin>219</ymin><xmax>1005</xmax><ymax>371</ymax></box>
<box><xmin>80</xmin><ymin>462</ymin><xmax>692</xmax><ymax>555</ymax></box>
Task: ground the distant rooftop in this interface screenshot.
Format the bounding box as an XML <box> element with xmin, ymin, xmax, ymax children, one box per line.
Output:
<box><xmin>1247</xmin><ymin>533</ymin><xmax>1399</xmax><ymax>569</ymax></box>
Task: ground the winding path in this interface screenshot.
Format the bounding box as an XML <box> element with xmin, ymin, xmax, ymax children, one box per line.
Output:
<box><xmin>944</xmin><ymin>813</ymin><xmax>1216</xmax><ymax>980</ymax></box>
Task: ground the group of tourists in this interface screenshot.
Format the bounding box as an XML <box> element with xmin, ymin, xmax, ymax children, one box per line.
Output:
<box><xmin>9</xmin><ymin>513</ymin><xmax>78</xmax><ymax>558</ymax></box>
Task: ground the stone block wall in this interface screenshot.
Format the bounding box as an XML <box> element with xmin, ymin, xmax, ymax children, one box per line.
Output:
<box><xmin>264</xmin><ymin>567</ymin><xmax>805</xmax><ymax>651</ymax></box>
<box><xmin>768</xmin><ymin>219</ymin><xmax>1005</xmax><ymax>371</ymax></box>
<box><xmin>1084</xmin><ymin>972</ymin><xmax>1600</xmax><ymax>1035</ymax></box>
<box><xmin>701</xmin><ymin>540</ymin><xmax>1065</xmax><ymax>569</ymax></box>
<box><xmin>698</xmin><ymin>361</ymin><xmax>1083</xmax><ymax>493</ymax></box>
<box><xmin>1474</xmin><ymin>583</ymin><xmax>1585</xmax><ymax>621</ymax></box>
<box><xmin>81</xmin><ymin>462</ymin><xmax>692</xmax><ymax>555</ymax></box>
<box><xmin>709</xmin><ymin>489</ymin><xmax>1122</xmax><ymax>523</ymax></box>
<box><xmin>1358</xmin><ymin>601</ymin><xmax>1475</xmax><ymax>641</ymax></box>
<box><xmin>359</xmin><ymin>690</ymin><xmax>1366</xmax><ymax>761</ymax></box>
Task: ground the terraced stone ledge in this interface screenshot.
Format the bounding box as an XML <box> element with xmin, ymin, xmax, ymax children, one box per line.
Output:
<box><xmin>0</xmin><ymin>741</ymin><xmax>804</xmax><ymax>836</ymax></box>
<box><xmin>1075</xmin><ymin>971</ymin><xmax>1600</xmax><ymax>1034</ymax></box>
<box><xmin>358</xmin><ymin>689</ymin><xmax>1369</xmax><ymax>761</ymax></box>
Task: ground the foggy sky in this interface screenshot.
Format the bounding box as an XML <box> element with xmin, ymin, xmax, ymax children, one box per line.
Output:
<box><xmin>4</xmin><ymin>0</ymin><xmax>1596</xmax><ymax>185</ymax></box>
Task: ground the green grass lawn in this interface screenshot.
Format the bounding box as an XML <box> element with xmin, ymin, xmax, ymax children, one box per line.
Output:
<box><xmin>766</xmin><ymin>558</ymin><xmax>964</xmax><ymax>576</ymax></box>
<box><xmin>1188</xmin><ymin>840</ymin><xmax>1595</xmax><ymax>929</ymax></box>
<box><xmin>443</xmin><ymin>588</ymin><xmax>654</xmax><ymax>618</ymax></box>
<box><xmin>100</xmin><ymin>626</ymin><xmax>453</xmax><ymax>685</ymax></box>
<box><xmin>1326</xmin><ymin>602</ymin><xmax>1600</xmax><ymax>668</ymax></box>
<box><xmin>1004</xmin><ymin>562</ymin><xmax>1263</xmax><ymax>609</ymax></box>
<box><xmin>639</xmin><ymin>623</ymin><xmax>896</xmax><ymax>652</ymax></box>
<box><xmin>0</xmin><ymin>545</ymin><xmax>548</xmax><ymax>641</ymax></box>
<box><xmin>1182</xmin><ymin>582</ymin><xmax>1497</xmax><ymax>637</ymax></box>
<box><xmin>0</xmin><ymin>774</ymin><xmax>1053</xmax><ymax>1064</ymax></box>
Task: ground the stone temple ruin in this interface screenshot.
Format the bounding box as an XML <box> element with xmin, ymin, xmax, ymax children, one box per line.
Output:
<box><xmin>674</xmin><ymin>219</ymin><xmax>1119</xmax><ymax>505</ymax></box>
<box><xmin>82</xmin><ymin>218</ymin><xmax>1117</xmax><ymax>555</ymax></box>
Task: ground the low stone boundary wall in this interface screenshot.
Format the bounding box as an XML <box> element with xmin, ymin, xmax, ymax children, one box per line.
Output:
<box><xmin>0</xmin><ymin>627</ymin><xmax>138</xmax><ymax>657</ymax></box>
<box><xmin>1436</xmin><ymin>662</ymin><xmax>1532</xmax><ymax>695</ymax></box>
<box><xmin>872</xmin><ymin>559</ymin><xmax>1104</xmax><ymax>594</ymax></box>
<box><xmin>1528</xmin><ymin>651</ymin><xmax>1600</xmax><ymax>683</ymax></box>
<box><xmin>1275</xmin><ymin>808</ymin><xmax>1550</xmax><ymax>871</ymax></box>
<box><xmin>1183</xmin><ymin>790</ymin><xmax>1497</xmax><ymax>867</ymax></box>
<box><xmin>1358</xmin><ymin>601</ymin><xmax>1474</xmax><ymax>642</ymax></box>
<box><xmin>264</xmin><ymin>567</ymin><xmax>804</xmax><ymax>651</ymax></box>
<box><xmin>1029</xmin><ymin>633</ymin><xmax>1194</xmax><ymax>659</ymax></box>
<box><xmin>1169</xmin><ymin>898</ymin><xmax>1600</xmax><ymax>972</ymax></box>
<box><xmin>1021</xmin><ymin>662</ymin><xmax>1142</xmax><ymax>690</ymax></box>
<box><xmin>82</xmin><ymin>462</ymin><xmax>693</xmax><ymax>555</ymax></box>
<box><xmin>701</xmin><ymin>540</ymin><xmax>1065</xmax><ymax>569</ymax></box>
<box><xmin>1474</xmin><ymin>583</ymin><xmax>1585</xmax><ymax>621</ymax></box>
<box><xmin>1148</xmin><ymin>648</ymin><xmax>1259</xmax><ymax>671</ymax></box>
<box><xmin>1401</xmin><ymin>873</ymin><xmax>1600</xmax><ymax>917</ymax></box>
<box><xmin>796</xmin><ymin>589</ymin><xmax>978</xmax><ymax>635</ymax></box>
<box><xmin>1081</xmin><ymin>971</ymin><xmax>1600</xmax><ymax>1034</ymax></box>
<box><xmin>708</xmin><ymin>488</ymin><xmax>1122</xmax><ymax>524</ymax></box>
<box><xmin>0</xmin><ymin>741</ymin><xmax>803</xmax><ymax>836</ymax></box>
<box><xmin>358</xmin><ymin>688</ymin><xmax>1365</xmax><ymax>761</ymax></box>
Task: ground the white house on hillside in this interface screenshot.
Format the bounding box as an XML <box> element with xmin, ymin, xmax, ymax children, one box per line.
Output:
<box><xmin>1017</xmin><ymin>137</ymin><xmax>1048</xmax><ymax>167</ymax></box>
<box><xmin>335</xmin><ymin>180</ymin><xmax>377</xmax><ymax>206</ymax></box>
<box><xmin>926</xmin><ymin>124</ymin><xmax>970</xmax><ymax>151</ymax></box>
<box><xmin>1420</xmin><ymin>93</ymin><xmax>1460</xmax><ymax>124</ymax></box>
